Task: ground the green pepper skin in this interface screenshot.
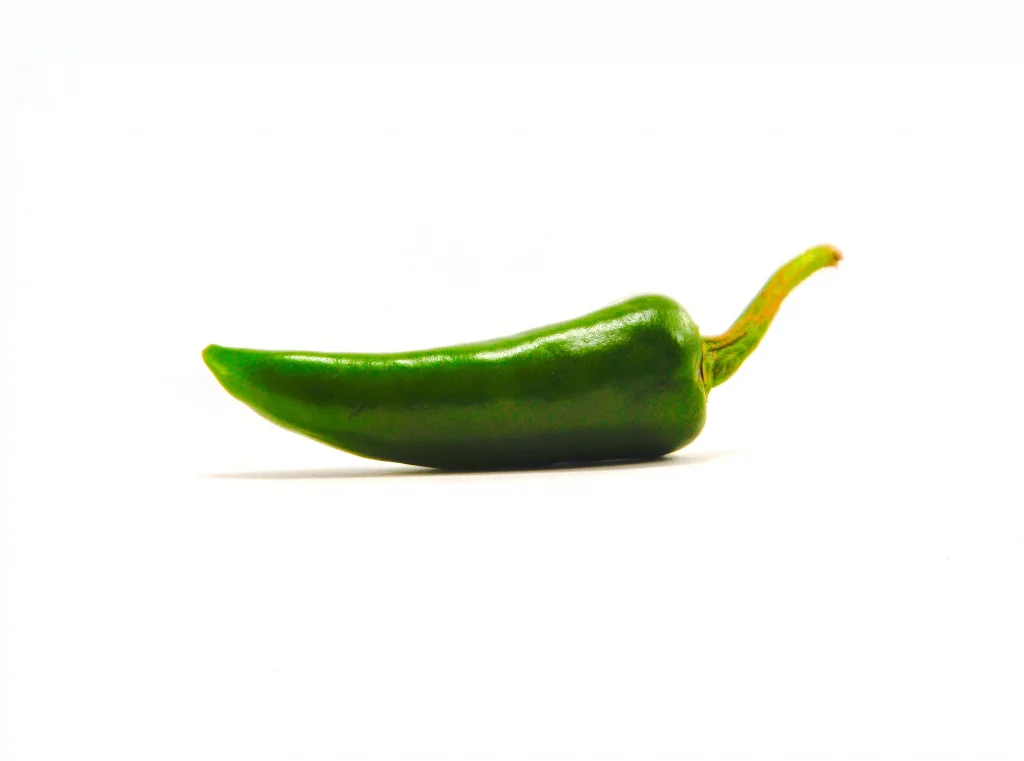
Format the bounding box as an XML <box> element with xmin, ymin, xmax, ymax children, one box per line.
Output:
<box><xmin>204</xmin><ymin>295</ymin><xmax>706</xmax><ymax>469</ymax></box>
<box><xmin>204</xmin><ymin>245</ymin><xmax>840</xmax><ymax>469</ymax></box>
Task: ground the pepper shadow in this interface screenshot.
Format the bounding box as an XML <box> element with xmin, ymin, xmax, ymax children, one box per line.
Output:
<box><xmin>204</xmin><ymin>449</ymin><xmax>741</xmax><ymax>480</ymax></box>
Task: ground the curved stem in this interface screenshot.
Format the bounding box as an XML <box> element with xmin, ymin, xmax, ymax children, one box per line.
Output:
<box><xmin>702</xmin><ymin>244</ymin><xmax>842</xmax><ymax>389</ymax></box>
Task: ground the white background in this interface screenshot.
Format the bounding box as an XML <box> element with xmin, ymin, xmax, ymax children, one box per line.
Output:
<box><xmin>3</xmin><ymin>2</ymin><xmax>1024</xmax><ymax>759</ymax></box>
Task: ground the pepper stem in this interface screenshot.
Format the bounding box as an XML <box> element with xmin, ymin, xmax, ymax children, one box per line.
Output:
<box><xmin>702</xmin><ymin>244</ymin><xmax>842</xmax><ymax>389</ymax></box>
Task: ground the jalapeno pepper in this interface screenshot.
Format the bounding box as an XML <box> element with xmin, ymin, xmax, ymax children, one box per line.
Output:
<box><xmin>203</xmin><ymin>244</ymin><xmax>840</xmax><ymax>469</ymax></box>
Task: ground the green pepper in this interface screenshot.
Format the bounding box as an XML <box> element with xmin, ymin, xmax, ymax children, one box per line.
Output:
<box><xmin>203</xmin><ymin>245</ymin><xmax>840</xmax><ymax>469</ymax></box>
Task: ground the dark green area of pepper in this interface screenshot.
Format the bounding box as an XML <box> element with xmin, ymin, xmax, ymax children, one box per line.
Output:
<box><xmin>204</xmin><ymin>245</ymin><xmax>840</xmax><ymax>469</ymax></box>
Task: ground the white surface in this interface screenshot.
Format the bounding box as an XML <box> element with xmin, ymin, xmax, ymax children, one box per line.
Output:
<box><xmin>3</xmin><ymin>4</ymin><xmax>1024</xmax><ymax>759</ymax></box>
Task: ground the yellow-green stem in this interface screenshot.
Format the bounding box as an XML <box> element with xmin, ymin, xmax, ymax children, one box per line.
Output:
<box><xmin>702</xmin><ymin>244</ymin><xmax>842</xmax><ymax>389</ymax></box>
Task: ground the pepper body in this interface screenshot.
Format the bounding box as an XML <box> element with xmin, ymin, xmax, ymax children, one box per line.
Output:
<box><xmin>204</xmin><ymin>295</ymin><xmax>707</xmax><ymax>469</ymax></box>
<box><xmin>204</xmin><ymin>244</ymin><xmax>841</xmax><ymax>469</ymax></box>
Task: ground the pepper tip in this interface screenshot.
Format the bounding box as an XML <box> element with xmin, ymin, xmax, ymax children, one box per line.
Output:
<box><xmin>203</xmin><ymin>344</ymin><xmax>228</xmax><ymax>376</ymax></box>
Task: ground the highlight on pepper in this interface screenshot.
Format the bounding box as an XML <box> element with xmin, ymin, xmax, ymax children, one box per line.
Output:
<box><xmin>203</xmin><ymin>244</ymin><xmax>841</xmax><ymax>469</ymax></box>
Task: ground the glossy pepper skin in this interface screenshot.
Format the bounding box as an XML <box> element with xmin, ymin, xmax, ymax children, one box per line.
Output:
<box><xmin>204</xmin><ymin>245</ymin><xmax>840</xmax><ymax>469</ymax></box>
